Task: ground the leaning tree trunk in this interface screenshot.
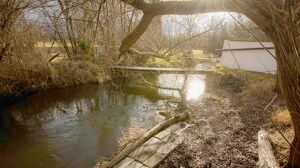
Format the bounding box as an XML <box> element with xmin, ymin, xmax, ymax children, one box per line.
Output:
<box><xmin>275</xmin><ymin>42</ymin><xmax>300</xmax><ymax>168</ymax></box>
<box><xmin>273</xmin><ymin>30</ymin><xmax>300</xmax><ymax>168</ymax></box>
<box><xmin>271</xmin><ymin>2</ymin><xmax>300</xmax><ymax>167</ymax></box>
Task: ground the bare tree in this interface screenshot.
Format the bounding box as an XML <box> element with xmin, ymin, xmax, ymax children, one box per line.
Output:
<box><xmin>0</xmin><ymin>0</ymin><xmax>33</xmax><ymax>61</ymax></box>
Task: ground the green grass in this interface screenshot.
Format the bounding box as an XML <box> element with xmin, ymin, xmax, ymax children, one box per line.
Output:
<box><xmin>192</xmin><ymin>50</ymin><xmax>211</xmax><ymax>59</ymax></box>
<box><xmin>145</xmin><ymin>49</ymin><xmax>211</xmax><ymax>68</ymax></box>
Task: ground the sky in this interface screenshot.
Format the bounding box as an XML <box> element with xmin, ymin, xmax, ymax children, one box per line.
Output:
<box><xmin>162</xmin><ymin>12</ymin><xmax>230</xmax><ymax>35</ymax></box>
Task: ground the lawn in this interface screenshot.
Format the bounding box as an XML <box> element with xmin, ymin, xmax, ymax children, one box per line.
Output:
<box><xmin>146</xmin><ymin>49</ymin><xmax>212</xmax><ymax>67</ymax></box>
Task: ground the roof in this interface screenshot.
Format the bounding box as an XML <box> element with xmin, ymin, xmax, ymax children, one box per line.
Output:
<box><xmin>215</xmin><ymin>40</ymin><xmax>275</xmax><ymax>51</ymax></box>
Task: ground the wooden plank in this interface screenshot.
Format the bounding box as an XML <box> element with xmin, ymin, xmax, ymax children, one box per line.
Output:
<box><xmin>154</xmin><ymin>129</ymin><xmax>171</xmax><ymax>140</ymax></box>
<box><xmin>143</xmin><ymin>153</ymin><xmax>166</xmax><ymax>168</ymax></box>
<box><xmin>125</xmin><ymin>160</ymin><xmax>144</xmax><ymax>168</ymax></box>
<box><xmin>114</xmin><ymin>157</ymin><xmax>135</xmax><ymax>168</ymax></box>
<box><xmin>143</xmin><ymin>141</ymin><xmax>180</xmax><ymax>167</ymax></box>
<box><xmin>157</xmin><ymin>142</ymin><xmax>178</xmax><ymax>154</ymax></box>
<box><xmin>156</xmin><ymin>123</ymin><xmax>182</xmax><ymax>142</ymax></box>
<box><xmin>110</xmin><ymin>66</ymin><xmax>210</xmax><ymax>74</ymax></box>
<box><xmin>108</xmin><ymin>113</ymin><xmax>188</xmax><ymax>168</ymax></box>
<box><xmin>161</xmin><ymin>132</ymin><xmax>179</xmax><ymax>143</ymax></box>
<box><xmin>112</xmin><ymin>123</ymin><xmax>187</xmax><ymax>168</ymax></box>
<box><xmin>129</xmin><ymin>137</ymin><xmax>165</xmax><ymax>162</ymax></box>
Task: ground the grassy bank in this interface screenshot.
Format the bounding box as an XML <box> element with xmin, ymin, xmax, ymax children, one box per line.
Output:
<box><xmin>0</xmin><ymin>59</ymin><xmax>108</xmax><ymax>101</ymax></box>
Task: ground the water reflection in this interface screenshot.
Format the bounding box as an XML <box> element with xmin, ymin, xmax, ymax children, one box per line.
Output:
<box><xmin>0</xmin><ymin>84</ymin><xmax>161</xmax><ymax>168</ymax></box>
<box><xmin>0</xmin><ymin>73</ymin><xmax>206</xmax><ymax>168</ymax></box>
<box><xmin>158</xmin><ymin>74</ymin><xmax>205</xmax><ymax>100</ymax></box>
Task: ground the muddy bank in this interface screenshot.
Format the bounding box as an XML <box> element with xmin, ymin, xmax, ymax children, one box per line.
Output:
<box><xmin>158</xmin><ymin>70</ymin><xmax>289</xmax><ymax>168</ymax></box>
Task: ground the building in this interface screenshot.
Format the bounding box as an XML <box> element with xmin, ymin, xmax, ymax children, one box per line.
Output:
<box><xmin>219</xmin><ymin>40</ymin><xmax>277</xmax><ymax>74</ymax></box>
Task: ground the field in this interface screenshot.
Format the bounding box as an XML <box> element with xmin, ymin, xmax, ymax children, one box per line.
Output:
<box><xmin>146</xmin><ymin>50</ymin><xmax>213</xmax><ymax>67</ymax></box>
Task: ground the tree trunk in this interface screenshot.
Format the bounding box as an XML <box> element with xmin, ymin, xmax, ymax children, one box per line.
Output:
<box><xmin>274</xmin><ymin>39</ymin><xmax>300</xmax><ymax>168</ymax></box>
<box><xmin>271</xmin><ymin>2</ymin><xmax>300</xmax><ymax>166</ymax></box>
<box><xmin>276</xmin><ymin>48</ymin><xmax>300</xmax><ymax>168</ymax></box>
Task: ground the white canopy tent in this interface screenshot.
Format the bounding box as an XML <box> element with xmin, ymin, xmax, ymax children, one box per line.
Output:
<box><xmin>219</xmin><ymin>40</ymin><xmax>277</xmax><ymax>74</ymax></box>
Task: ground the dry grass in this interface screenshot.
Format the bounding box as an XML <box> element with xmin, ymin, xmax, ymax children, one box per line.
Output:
<box><xmin>219</xmin><ymin>68</ymin><xmax>276</xmax><ymax>106</ymax></box>
<box><xmin>118</xmin><ymin>127</ymin><xmax>146</xmax><ymax>151</ymax></box>
<box><xmin>0</xmin><ymin>58</ymin><xmax>104</xmax><ymax>97</ymax></box>
<box><xmin>269</xmin><ymin>109</ymin><xmax>294</xmax><ymax>166</ymax></box>
<box><xmin>272</xmin><ymin>109</ymin><xmax>293</xmax><ymax>129</ymax></box>
<box><xmin>241</xmin><ymin>80</ymin><xmax>275</xmax><ymax>105</ymax></box>
<box><xmin>206</xmin><ymin>68</ymin><xmax>293</xmax><ymax>166</ymax></box>
<box><xmin>220</xmin><ymin>69</ymin><xmax>293</xmax><ymax>166</ymax></box>
<box><xmin>35</xmin><ymin>41</ymin><xmax>71</xmax><ymax>48</ymax></box>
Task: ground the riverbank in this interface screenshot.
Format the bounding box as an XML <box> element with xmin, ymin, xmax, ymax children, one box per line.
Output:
<box><xmin>0</xmin><ymin>59</ymin><xmax>109</xmax><ymax>108</ymax></box>
<box><xmin>156</xmin><ymin>69</ymin><xmax>293</xmax><ymax>167</ymax></box>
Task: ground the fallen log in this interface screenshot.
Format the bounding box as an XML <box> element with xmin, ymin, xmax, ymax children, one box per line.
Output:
<box><xmin>258</xmin><ymin>129</ymin><xmax>280</xmax><ymax>168</ymax></box>
<box><xmin>106</xmin><ymin>112</ymin><xmax>189</xmax><ymax>168</ymax></box>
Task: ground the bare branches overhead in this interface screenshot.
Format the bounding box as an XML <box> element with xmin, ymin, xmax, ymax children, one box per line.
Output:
<box><xmin>118</xmin><ymin>0</ymin><xmax>277</xmax><ymax>57</ymax></box>
<box><xmin>120</xmin><ymin>0</ymin><xmax>147</xmax><ymax>10</ymax></box>
<box><xmin>121</xmin><ymin>0</ymin><xmax>234</xmax><ymax>15</ymax></box>
<box><xmin>120</xmin><ymin>14</ymin><xmax>154</xmax><ymax>55</ymax></box>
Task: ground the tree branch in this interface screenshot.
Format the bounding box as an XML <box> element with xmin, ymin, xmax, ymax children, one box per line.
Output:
<box><xmin>128</xmin><ymin>48</ymin><xmax>170</xmax><ymax>61</ymax></box>
<box><xmin>143</xmin><ymin>0</ymin><xmax>234</xmax><ymax>15</ymax></box>
<box><xmin>119</xmin><ymin>13</ymin><xmax>154</xmax><ymax>56</ymax></box>
<box><xmin>121</xmin><ymin>0</ymin><xmax>147</xmax><ymax>10</ymax></box>
<box><xmin>119</xmin><ymin>0</ymin><xmax>275</xmax><ymax>56</ymax></box>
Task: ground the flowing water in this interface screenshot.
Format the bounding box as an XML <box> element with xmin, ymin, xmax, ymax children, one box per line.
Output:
<box><xmin>0</xmin><ymin>74</ymin><xmax>206</xmax><ymax>168</ymax></box>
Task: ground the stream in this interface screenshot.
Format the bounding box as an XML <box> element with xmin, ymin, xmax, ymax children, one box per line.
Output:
<box><xmin>0</xmin><ymin>73</ymin><xmax>206</xmax><ymax>168</ymax></box>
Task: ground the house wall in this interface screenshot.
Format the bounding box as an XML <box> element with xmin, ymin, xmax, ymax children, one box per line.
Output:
<box><xmin>221</xmin><ymin>40</ymin><xmax>277</xmax><ymax>74</ymax></box>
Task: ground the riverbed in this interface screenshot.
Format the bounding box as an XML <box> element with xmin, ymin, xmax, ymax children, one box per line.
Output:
<box><xmin>0</xmin><ymin>74</ymin><xmax>205</xmax><ymax>168</ymax></box>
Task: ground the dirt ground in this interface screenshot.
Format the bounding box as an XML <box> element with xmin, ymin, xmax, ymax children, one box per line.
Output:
<box><xmin>157</xmin><ymin>78</ymin><xmax>289</xmax><ymax>168</ymax></box>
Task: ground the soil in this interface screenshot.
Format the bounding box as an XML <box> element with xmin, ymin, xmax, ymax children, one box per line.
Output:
<box><xmin>157</xmin><ymin>84</ymin><xmax>283</xmax><ymax>168</ymax></box>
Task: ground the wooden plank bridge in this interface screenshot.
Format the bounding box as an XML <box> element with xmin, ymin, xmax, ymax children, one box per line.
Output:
<box><xmin>110</xmin><ymin>66</ymin><xmax>211</xmax><ymax>74</ymax></box>
<box><xmin>94</xmin><ymin>123</ymin><xmax>188</xmax><ymax>168</ymax></box>
<box><xmin>114</xmin><ymin>123</ymin><xmax>187</xmax><ymax>168</ymax></box>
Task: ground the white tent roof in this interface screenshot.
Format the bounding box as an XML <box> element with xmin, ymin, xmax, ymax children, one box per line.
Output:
<box><xmin>222</xmin><ymin>40</ymin><xmax>274</xmax><ymax>50</ymax></box>
<box><xmin>220</xmin><ymin>40</ymin><xmax>277</xmax><ymax>74</ymax></box>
